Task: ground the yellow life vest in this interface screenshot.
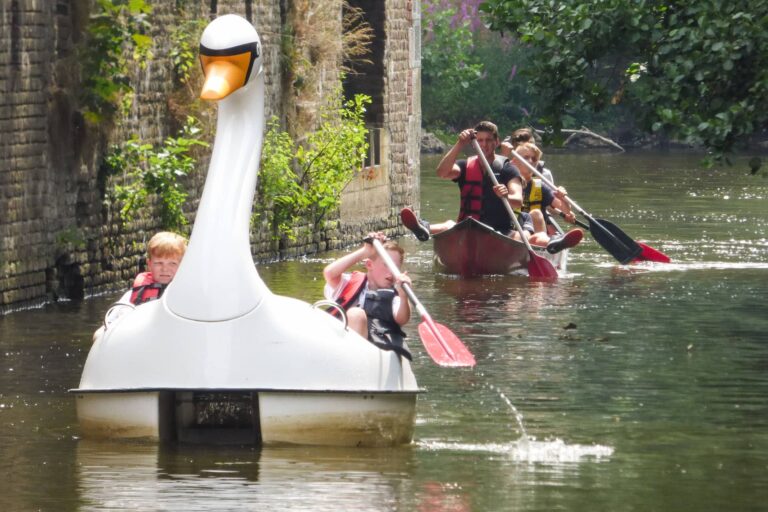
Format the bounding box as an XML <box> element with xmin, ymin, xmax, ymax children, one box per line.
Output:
<box><xmin>524</xmin><ymin>178</ymin><xmax>543</xmax><ymax>212</ymax></box>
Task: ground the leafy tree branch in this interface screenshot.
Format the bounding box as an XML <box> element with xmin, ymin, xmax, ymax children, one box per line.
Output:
<box><xmin>257</xmin><ymin>93</ymin><xmax>371</xmax><ymax>240</ymax></box>
<box><xmin>479</xmin><ymin>0</ymin><xmax>768</xmax><ymax>161</ymax></box>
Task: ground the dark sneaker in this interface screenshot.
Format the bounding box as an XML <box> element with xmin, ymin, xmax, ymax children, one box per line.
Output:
<box><xmin>400</xmin><ymin>207</ymin><xmax>430</xmax><ymax>241</ymax></box>
<box><xmin>546</xmin><ymin>228</ymin><xmax>584</xmax><ymax>254</ymax></box>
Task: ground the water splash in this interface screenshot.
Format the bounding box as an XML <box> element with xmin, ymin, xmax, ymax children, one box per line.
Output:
<box><xmin>417</xmin><ymin>438</ymin><xmax>614</xmax><ymax>464</ymax></box>
<box><xmin>417</xmin><ymin>384</ymin><xmax>615</xmax><ymax>463</ymax></box>
<box><xmin>487</xmin><ymin>384</ymin><xmax>529</xmax><ymax>445</ymax></box>
<box><xmin>508</xmin><ymin>436</ymin><xmax>614</xmax><ymax>463</ymax></box>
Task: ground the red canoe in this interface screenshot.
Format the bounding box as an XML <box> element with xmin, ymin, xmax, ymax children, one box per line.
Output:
<box><xmin>432</xmin><ymin>218</ymin><xmax>567</xmax><ymax>277</ymax></box>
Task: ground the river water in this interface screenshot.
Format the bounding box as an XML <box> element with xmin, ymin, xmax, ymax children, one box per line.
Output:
<box><xmin>1</xmin><ymin>152</ymin><xmax>767</xmax><ymax>511</ymax></box>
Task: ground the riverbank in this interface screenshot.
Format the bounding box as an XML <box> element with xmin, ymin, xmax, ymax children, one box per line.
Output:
<box><xmin>421</xmin><ymin>128</ymin><xmax>768</xmax><ymax>156</ymax></box>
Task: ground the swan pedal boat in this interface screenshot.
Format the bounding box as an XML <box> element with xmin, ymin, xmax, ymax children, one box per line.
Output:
<box><xmin>432</xmin><ymin>218</ymin><xmax>568</xmax><ymax>276</ymax></box>
<box><xmin>70</xmin><ymin>15</ymin><xmax>419</xmax><ymax>447</ymax></box>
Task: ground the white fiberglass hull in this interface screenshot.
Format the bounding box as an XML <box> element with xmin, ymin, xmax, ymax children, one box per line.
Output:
<box><xmin>75</xmin><ymin>390</ymin><xmax>416</xmax><ymax>447</ymax></box>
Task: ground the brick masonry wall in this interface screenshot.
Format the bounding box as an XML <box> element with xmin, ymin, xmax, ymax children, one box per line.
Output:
<box><xmin>338</xmin><ymin>0</ymin><xmax>421</xmax><ymax>239</ymax></box>
<box><xmin>0</xmin><ymin>0</ymin><xmax>421</xmax><ymax>312</ymax></box>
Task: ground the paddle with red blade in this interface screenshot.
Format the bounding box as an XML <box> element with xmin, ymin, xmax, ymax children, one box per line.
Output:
<box><xmin>372</xmin><ymin>239</ymin><xmax>476</xmax><ymax>367</ymax></box>
<box><xmin>508</xmin><ymin>148</ymin><xmax>666</xmax><ymax>264</ymax></box>
<box><xmin>553</xmin><ymin>208</ymin><xmax>671</xmax><ymax>263</ymax></box>
<box><xmin>470</xmin><ymin>136</ymin><xmax>559</xmax><ymax>280</ymax></box>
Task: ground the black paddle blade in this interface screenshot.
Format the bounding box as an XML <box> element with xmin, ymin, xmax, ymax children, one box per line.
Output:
<box><xmin>589</xmin><ymin>218</ymin><xmax>642</xmax><ymax>264</ymax></box>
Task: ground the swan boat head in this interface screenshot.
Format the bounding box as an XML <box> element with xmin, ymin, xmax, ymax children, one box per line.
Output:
<box><xmin>74</xmin><ymin>15</ymin><xmax>418</xmax><ymax>446</ymax></box>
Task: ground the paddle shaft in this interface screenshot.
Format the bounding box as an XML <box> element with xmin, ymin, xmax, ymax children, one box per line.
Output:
<box><xmin>508</xmin><ymin>148</ymin><xmax>593</xmax><ymax>219</ymax></box>
<box><xmin>370</xmin><ymin>239</ymin><xmax>459</xmax><ymax>361</ymax></box>
<box><xmin>554</xmin><ymin>207</ymin><xmax>589</xmax><ymax>230</ymax></box>
<box><xmin>371</xmin><ymin>239</ymin><xmax>427</xmax><ymax>318</ymax></box>
<box><xmin>471</xmin><ymin>139</ymin><xmax>537</xmax><ymax>254</ymax></box>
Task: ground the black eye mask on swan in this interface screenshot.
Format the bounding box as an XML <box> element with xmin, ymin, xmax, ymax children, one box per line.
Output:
<box><xmin>199</xmin><ymin>41</ymin><xmax>260</xmax><ymax>99</ymax></box>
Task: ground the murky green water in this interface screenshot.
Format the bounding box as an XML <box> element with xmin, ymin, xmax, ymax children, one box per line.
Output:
<box><xmin>2</xmin><ymin>152</ymin><xmax>767</xmax><ymax>511</ymax></box>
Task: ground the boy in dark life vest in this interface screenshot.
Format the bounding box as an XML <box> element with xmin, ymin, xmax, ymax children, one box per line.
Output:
<box><xmin>322</xmin><ymin>233</ymin><xmax>413</xmax><ymax>359</ymax></box>
<box><xmin>401</xmin><ymin>120</ymin><xmax>534</xmax><ymax>243</ymax></box>
<box><xmin>507</xmin><ymin>142</ymin><xmax>583</xmax><ymax>254</ymax></box>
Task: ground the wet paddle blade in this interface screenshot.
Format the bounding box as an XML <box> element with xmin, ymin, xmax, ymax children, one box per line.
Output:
<box><xmin>635</xmin><ymin>242</ymin><xmax>671</xmax><ymax>263</ymax></box>
<box><xmin>528</xmin><ymin>252</ymin><xmax>559</xmax><ymax>280</ymax></box>
<box><xmin>418</xmin><ymin>320</ymin><xmax>476</xmax><ymax>367</ymax></box>
<box><xmin>589</xmin><ymin>218</ymin><xmax>642</xmax><ymax>264</ymax></box>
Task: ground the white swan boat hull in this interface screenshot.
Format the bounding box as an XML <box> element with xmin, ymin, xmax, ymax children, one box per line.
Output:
<box><xmin>75</xmin><ymin>390</ymin><xmax>416</xmax><ymax>447</ymax></box>
<box><xmin>73</xmin><ymin>294</ymin><xmax>419</xmax><ymax>447</ymax></box>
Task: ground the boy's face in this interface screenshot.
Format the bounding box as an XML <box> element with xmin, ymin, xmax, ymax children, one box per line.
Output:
<box><xmin>149</xmin><ymin>255</ymin><xmax>182</xmax><ymax>285</ymax></box>
<box><xmin>365</xmin><ymin>250</ymin><xmax>403</xmax><ymax>290</ymax></box>
<box><xmin>475</xmin><ymin>130</ymin><xmax>498</xmax><ymax>161</ymax></box>
<box><xmin>513</xmin><ymin>148</ymin><xmax>538</xmax><ymax>180</ymax></box>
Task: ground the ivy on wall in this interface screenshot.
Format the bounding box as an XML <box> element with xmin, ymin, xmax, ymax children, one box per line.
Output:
<box><xmin>80</xmin><ymin>0</ymin><xmax>153</xmax><ymax>122</ymax></box>
<box><xmin>79</xmin><ymin>1</ymin><xmax>373</xmax><ymax>246</ymax></box>
<box><xmin>104</xmin><ymin>116</ymin><xmax>208</xmax><ymax>233</ymax></box>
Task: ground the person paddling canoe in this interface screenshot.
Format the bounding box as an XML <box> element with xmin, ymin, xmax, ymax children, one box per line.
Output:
<box><xmin>402</xmin><ymin>121</ymin><xmax>534</xmax><ymax>244</ymax></box>
<box><xmin>505</xmin><ymin>142</ymin><xmax>583</xmax><ymax>254</ymax></box>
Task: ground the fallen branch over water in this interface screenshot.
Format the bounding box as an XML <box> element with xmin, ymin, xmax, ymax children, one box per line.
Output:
<box><xmin>537</xmin><ymin>126</ymin><xmax>625</xmax><ymax>152</ymax></box>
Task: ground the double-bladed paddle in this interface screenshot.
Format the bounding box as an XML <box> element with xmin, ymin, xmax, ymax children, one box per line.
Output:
<box><xmin>508</xmin><ymin>148</ymin><xmax>667</xmax><ymax>264</ymax></box>
<box><xmin>371</xmin><ymin>239</ymin><xmax>476</xmax><ymax>367</ymax></box>
<box><xmin>553</xmin><ymin>209</ymin><xmax>671</xmax><ymax>263</ymax></box>
<box><xmin>470</xmin><ymin>136</ymin><xmax>559</xmax><ymax>280</ymax></box>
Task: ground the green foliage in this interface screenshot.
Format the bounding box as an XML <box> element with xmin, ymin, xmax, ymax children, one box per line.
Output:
<box><xmin>421</xmin><ymin>6</ymin><xmax>485</xmax><ymax>128</ymax></box>
<box><xmin>169</xmin><ymin>18</ymin><xmax>207</xmax><ymax>84</ymax></box>
<box><xmin>257</xmin><ymin>94</ymin><xmax>371</xmax><ymax>240</ymax></box>
<box><xmin>479</xmin><ymin>0</ymin><xmax>768</xmax><ymax>159</ymax></box>
<box><xmin>80</xmin><ymin>0</ymin><xmax>153</xmax><ymax>122</ymax></box>
<box><xmin>258</xmin><ymin>118</ymin><xmax>303</xmax><ymax>237</ymax></box>
<box><xmin>106</xmin><ymin>116</ymin><xmax>208</xmax><ymax>232</ymax></box>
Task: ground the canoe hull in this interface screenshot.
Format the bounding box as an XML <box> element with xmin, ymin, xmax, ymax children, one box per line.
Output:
<box><xmin>432</xmin><ymin>218</ymin><xmax>567</xmax><ymax>276</ymax></box>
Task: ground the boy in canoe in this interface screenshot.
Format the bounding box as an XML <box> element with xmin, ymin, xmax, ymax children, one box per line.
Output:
<box><xmin>504</xmin><ymin>142</ymin><xmax>583</xmax><ymax>253</ymax></box>
<box><xmin>503</xmin><ymin>127</ymin><xmax>555</xmax><ymax>184</ymax></box>
<box><xmin>322</xmin><ymin>233</ymin><xmax>413</xmax><ymax>360</ymax></box>
<box><xmin>402</xmin><ymin>120</ymin><xmax>534</xmax><ymax>243</ymax></box>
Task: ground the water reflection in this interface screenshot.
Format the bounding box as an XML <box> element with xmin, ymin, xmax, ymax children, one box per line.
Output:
<box><xmin>76</xmin><ymin>441</ymin><xmax>432</xmax><ymax>512</ymax></box>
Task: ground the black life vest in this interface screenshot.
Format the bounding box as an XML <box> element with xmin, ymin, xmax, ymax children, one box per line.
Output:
<box><xmin>331</xmin><ymin>272</ymin><xmax>412</xmax><ymax>360</ymax></box>
<box><xmin>362</xmin><ymin>289</ymin><xmax>411</xmax><ymax>360</ymax></box>
<box><xmin>129</xmin><ymin>272</ymin><xmax>166</xmax><ymax>305</ymax></box>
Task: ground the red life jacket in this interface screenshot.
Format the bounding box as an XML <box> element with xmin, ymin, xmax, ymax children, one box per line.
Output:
<box><xmin>457</xmin><ymin>156</ymin><xmax>484</xmax><ymax>221</ymax></box>
<box><xmin>329</xmin><ymin>271</ymin><xmax>367</xmax><ymax>318</ymax></box>
<box><xmin>129</xmin><ymin>272</ymin><xmax>166</xmax><ymax>305</ymax></box>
